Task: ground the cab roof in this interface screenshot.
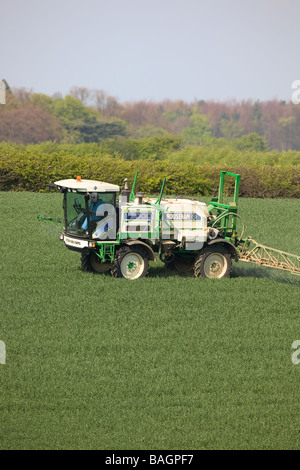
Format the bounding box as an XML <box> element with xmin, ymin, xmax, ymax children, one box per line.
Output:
<box><xmin>54</xmin><ymin>178</ymin><xmax>120</xmax><ymax>193</ymax></box>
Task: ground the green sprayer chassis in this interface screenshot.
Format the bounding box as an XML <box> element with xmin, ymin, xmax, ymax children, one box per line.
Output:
<box><xmin>38</xmin><ymin>170</ymin><xmax>299</xmax><ymax>279</ymax></box>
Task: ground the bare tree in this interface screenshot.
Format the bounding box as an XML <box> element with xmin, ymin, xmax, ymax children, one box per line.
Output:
<box><xmin>51</xmin><ymin>91</ymin><xmax>63</xmax><ymax>100</ymax></box>
<box><xmin>69</xmin><ymin>86</ymin><xmax>92</xmax><ymax>105</ymax></box>
<box><xmin>12</xmin><ymin>87</ymin><xmax>33</xmax><ymax>104</ymax></box>
<box><xmin>92</xmin><ymin>89</ymin><xmax>120</xmax><ymax>118</ymax></box>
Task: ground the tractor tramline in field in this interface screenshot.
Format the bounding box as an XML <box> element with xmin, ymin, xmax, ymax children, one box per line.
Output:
<box><xmin>39</xmin><ymin>171</ymin><xmax>300</xmax><ymax>279</ymax></box>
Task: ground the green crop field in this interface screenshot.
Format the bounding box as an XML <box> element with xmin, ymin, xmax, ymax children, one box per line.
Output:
<box><xmin>0</xmin><ymin>192</ymin><xmax>300</xmax><ymax>450</ymax></box>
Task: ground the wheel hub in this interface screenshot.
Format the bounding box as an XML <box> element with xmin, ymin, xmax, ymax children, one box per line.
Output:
<box><xmin>127</xmin><ymin>261</ymin><xmax>136</xmax><ymax>271</ymax></box>
<box><xmin>210</xmin><ymin>261</ymin><xmax>221</xmax><ymax>272</ymax></box>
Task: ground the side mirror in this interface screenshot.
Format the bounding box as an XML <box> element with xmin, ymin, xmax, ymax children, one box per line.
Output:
<box><xmin>91</xmin><ymin>192</ymin><xmax>98</xmax><ymax>203</ymax></box>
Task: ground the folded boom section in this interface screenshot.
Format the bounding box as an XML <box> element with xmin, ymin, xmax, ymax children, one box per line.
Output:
<box><xmin>238</xmin><ymin>237</ymin><xmax>300</xmax><ymax>275</ymax></box>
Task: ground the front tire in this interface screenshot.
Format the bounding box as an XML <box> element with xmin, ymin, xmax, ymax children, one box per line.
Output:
<box><xmin>111</xmin><ymin>246</ymin><xmax>149</xmax><ymax>280</ymax></box>
<box><xmin>81</xmin><ymin>251</ymin><xmax>112</xmax><ymax>273</ymax></box>
<box><xmin>193</xmin><ymin>246</ymin><xmax>232</xmax><ymax>279</ymax></box>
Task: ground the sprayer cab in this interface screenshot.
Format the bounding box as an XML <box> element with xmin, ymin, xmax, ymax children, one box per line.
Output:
<box><xmin>54</xmin><ymin>177</ymin><xmax>120</xmax><ymax>248</ymax></box>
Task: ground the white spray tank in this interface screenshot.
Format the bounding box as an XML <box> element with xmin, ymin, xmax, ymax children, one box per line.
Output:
<box><xmin>159</xmin><ymin>198</ymin><xmax>208</xmax><ymax>247</ymax></box>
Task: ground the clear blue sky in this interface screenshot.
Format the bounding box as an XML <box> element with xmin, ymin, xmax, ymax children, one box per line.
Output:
<box><xmin>1</xmin><ymin>0</ymin><xmax>299</xmax><ymax>103</ymax></box>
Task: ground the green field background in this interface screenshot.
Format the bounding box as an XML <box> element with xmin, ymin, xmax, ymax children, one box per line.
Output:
<box><xmin>0</xmin><ymin>192</ymin><xmax>300</xmax><ymax>450</ymax></box>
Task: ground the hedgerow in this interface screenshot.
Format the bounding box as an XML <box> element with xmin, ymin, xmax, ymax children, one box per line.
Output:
<box><xmin>2</xmin><ymin>141</ymin><xmax>300</xmax><ymax>166</ymax></box>
<box><xmin>0</xmin><ymin>148</ymin><xmax>299</xmax><ymax>197</ymax></box>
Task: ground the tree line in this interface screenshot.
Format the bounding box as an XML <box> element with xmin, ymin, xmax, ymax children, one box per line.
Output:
<box><xmin>1</xmin><ymin>82</ymin><xmax>300</xmax><ymax>152</ymax></box>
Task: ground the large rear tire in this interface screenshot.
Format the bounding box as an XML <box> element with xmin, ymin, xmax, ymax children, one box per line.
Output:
<box><xmin>111</xmin><ymin>246</ymin><xmax>149</xmax><ymax>280</ymax></box>
<box><xmin>193</xmin><ymin>246</ymin><xmax>232</xmax><ymax>279</ymax></box>
<box><xmin>164</xmin><ymin>254</ymin><xmax>195</xmax><ymax>273</ymax></box>
<box><xmin>174</xmin><ymin>254</ymin><xmax>195</xmax><ymax>273</ymax></box>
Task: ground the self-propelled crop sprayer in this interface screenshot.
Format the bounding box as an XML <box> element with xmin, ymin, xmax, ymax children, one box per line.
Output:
<box><xmin>38</xmin><ymin>171</ymin><xmax>300</xmax><ymax>280</ymax></box>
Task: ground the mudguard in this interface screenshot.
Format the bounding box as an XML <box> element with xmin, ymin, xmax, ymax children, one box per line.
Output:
<box><xmin>123</xmin><ymin>239</ymin><xmax>156</xmax><ymax>261</ymax></box>
<box><xmin>207</xmin><ymin>238</ymin><xmax>239</xmax><ymax>261</ymax></box>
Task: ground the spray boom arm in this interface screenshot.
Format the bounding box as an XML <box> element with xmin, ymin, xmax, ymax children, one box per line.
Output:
<box><xmin>238</xmin><ymin>237</ymin><xmax>300</xmax><ymax>275</ymax></box>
